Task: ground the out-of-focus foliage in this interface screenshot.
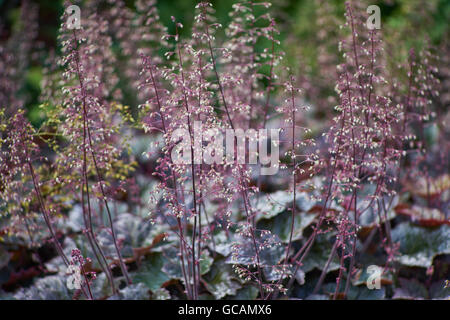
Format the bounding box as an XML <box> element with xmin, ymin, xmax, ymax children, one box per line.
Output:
<box><xmin>1</xmin><ymin>0</ymin><xmax>448</xmax><ymax>126</ymax></box>
<box><xmin>0</xmin><ymin>0</ymin><xmax>448</xmax><ymax>300</ymax></box>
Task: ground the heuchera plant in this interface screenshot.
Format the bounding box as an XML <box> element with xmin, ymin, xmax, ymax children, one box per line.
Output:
<box><xmin>0</xmin><ymin>0</ymin><xmax>448</xmax><ymax>300</ymax></box>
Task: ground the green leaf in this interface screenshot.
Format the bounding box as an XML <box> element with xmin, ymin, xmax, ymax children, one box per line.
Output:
<box><xmin>0</xmin><ymin>247</ymin><xmax>11</xmax><ymax>269</ymax></box>
<box><xmin>301</xmin><ymin>235</ymin><xmax>340</xmax><ymax>273</ymax></box>
<box><xmin>199</xmin><ymin>250</ymin><xmax>214</xmax><ymax>275</ymax></box>
<box><xmin>352</xmin><ymin>266</ymin><xmax>393</xmax><ymax>287</ymax></box>
<box><xmin>257</xmin><ymin>210</ymin><xmax>316</xmax><ymax>243</ymax></box>
<box><xmin>97</xmin><ymin>213</ymin><xmax>153</xmax><ymax>258</ymax></box>
<box><xmin>226</xmin><ymin>231</ymin><xmax>284</xmax><ymax>268</ymax></box>
<box><xmin>228</xmin><ymin>285</ymin><xmax>259</xmax><ymax>300</ymax></box>
<box><xmin>161</xmin><ymin>248</ymin><xmax>184</xmax><ymax>280</ymax></box>
<box><xmin>255</xmin><ymin>191</ymin><xmax>293</xmax><ymax>221</ymax></box>
<box><xmin>393</xmin><ymin>278</ymin><xmax>428</xmax><ymax>300</ymax></box>
<box><xmin>151</xmin><ymin>288</ymin><xmax>171</xmax><ymax>300</ymax></box>
<box><xmin>358</xmin><ymin>204</ymin><xmax>396</xmax><ymax>228</ymax></box>
<box><xmin>391</xmin><ymin>223</ymin><xmax>450</xmax><ymax>268</ymax></box>
<box><xmin>305</xmin><ymin>294</ymin><xmax>329</xmax><ymax>300</ymax></box>
<box><xmin>208</xmin><ymin>231</ymin><xmax>233</xmax><ymax>257</ymax></box>
<box><xmin>132</xmin><ymin>253</ymin><xmax>169</xmax><ymax>291</ymax></box>
<box><xmin>108</xmin><ymin>283</ymin><xmax>150</xmax><ymax>300</ymax></box>
<box><xmin>295</xmin><ymin>192</ymin><xmax>316</xmax><ymax>212</ymax></box>
<box><xmin>322</xmin><ymin>282</ymin><xmax>386</xmax><ymax>300</ymax></box>
<box><xmin>90</xmin><ymin>272</ymin><xmax>123</xmax><ymax>298</ymax></box>
<box><xmin>203</xmin><ymin>259</ymin><xmax>241</xmax><ymax>299</ymax></box>
<box><xmin>13</xmin><ymin>275</ymin><xmax>71</xmax><ymax>300</ymax></box>
<box><xmin>352</xmin><ymin>286</ymin><xmax>386</xmax><ymax>300</ymax></box>
<box><xmin>162</xmin><ymin>248</ymin><xmax>213</xmax><ymax>280</ymax></box>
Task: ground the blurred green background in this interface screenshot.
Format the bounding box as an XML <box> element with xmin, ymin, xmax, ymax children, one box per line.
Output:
<box><xmin>0</xmin><ymin>0</ymin><xmax>448</xmax><ymax>127</ymax></box>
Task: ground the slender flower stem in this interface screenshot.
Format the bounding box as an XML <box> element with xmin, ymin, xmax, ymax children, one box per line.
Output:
<box><xmin>26</xmin><ymin>150</ymin><xmax>91</xmax><ymax>299</ymax></box>
<box><xmin>266</xmin><ymin>75</ymin><xmax>297</xmax><ymax>299</ymax></box>
<box><xmin>143</xmin><ymin>55</ymin><xmax>193</xmax><ymax>299</ymax></box>
<box><xmin>71</xmin><ymin>30</ymin><xmax>131</xmax><ymax>285</ymax></box>
<box><xmin>201</xmin><ymin>5</ymin><xmax>265</xmax><ymax>298</ymax></box>
<box><xmin>175</xmin><ymin>23</ymin><xmax>200</xmax><ymax>299</ymax></box>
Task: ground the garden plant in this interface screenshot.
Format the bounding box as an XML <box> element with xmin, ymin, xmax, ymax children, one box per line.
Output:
<box><xmin>0</xmin><ymin>0</ymin><xmax>448</xmax><ymax>300</ymax></box>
